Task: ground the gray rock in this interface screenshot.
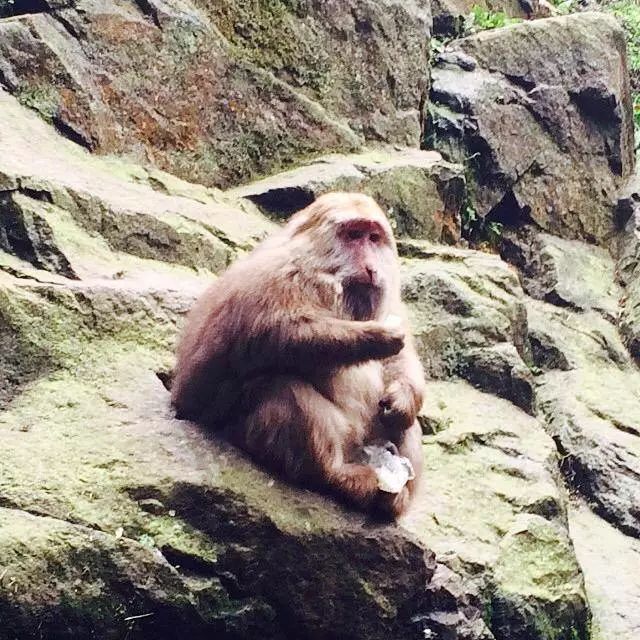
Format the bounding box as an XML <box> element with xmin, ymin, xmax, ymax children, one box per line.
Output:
<box><xmin>501</xmin><ymin>229</ymin><xmax>622</xmax><ymax>321</ymax></box>
<box><xmin>400</xmin><ymin>241</ymin><xmax>531</xmax><ymax>409</ymax></box>
<box><xmin>427</xmin><ymin>13</ymin><xmax>635</xmax><ymax>245</ymax></box>
<box><xmin>569</xmin><ymin>501</ymin><xmax>640</xmax><ymax>640</ymax></box>
<box><xmin>617</xmin><ymin>171</ymin><xmax>640</xmax><ymax>359</ymax></box>
<box><xmin>0</xmin><ymin>0</ymin><xmax>430</xmax><ymax>188</ymax></box>
<box><xmin>231</xmin><ymin>149</ymin><xmax>466</xmax><ymax>243</ymax></box>
<box><xmin>410</xmin><ymin>381</ymin><xmax>588</xmax><ymax>640</ymax></box>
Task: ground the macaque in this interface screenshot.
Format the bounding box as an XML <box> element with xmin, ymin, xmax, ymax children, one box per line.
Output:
<box><xmin>171</xmin><ymin>192</ymin><xmax>426</xmax><ymax>518</ymax></box>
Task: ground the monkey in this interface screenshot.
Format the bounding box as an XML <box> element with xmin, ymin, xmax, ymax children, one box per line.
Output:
<box><xmin>171</xmin><ymin>192</ymin><xmax>426</xmax><ymax>519</ymax></box>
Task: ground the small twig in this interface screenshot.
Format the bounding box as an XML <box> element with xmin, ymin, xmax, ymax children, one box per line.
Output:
<box><xmin>123</xmin><ymin>613</ymin><xmax>154</xmax><ymax>622</ymax></box>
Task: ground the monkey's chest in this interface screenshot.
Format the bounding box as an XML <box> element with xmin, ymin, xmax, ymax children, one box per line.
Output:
<box><xmin>323</xmin><ymin>361</ymin><xmax>385</xmax><ymax>440</ymax></box>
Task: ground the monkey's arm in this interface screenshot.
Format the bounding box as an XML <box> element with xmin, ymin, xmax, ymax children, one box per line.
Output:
<box><xmin>380</xmin><ymin>332</ymin><xmax>426</xmax><ymax>433</ymax></box>
<box><xmin>234</xmin><ymin>312</ymin><xmax>404</xmax><ymax>375</ymax></box>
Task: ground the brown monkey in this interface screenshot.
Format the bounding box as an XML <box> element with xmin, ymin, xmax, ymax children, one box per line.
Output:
<box><xmin>171</xmin><ymin>192</ymin><xmax>425</xmax><ymax>518</ymax></box>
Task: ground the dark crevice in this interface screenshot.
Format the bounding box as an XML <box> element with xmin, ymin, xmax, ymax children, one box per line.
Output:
<box><xmin>245</xmin><ymin>187</ymin><xmax>315</xmax><ymax>220</ymax></box>
<box><xmin>0</xmin><ymin>0</ymin><xmax>50</xmax><ymax>18</ymax></box>
<box><xmin>51</xmin><ymin>115</ymin><xmax>93</xmax><ymax>150</ymax></box>
<box><xmin>51</xmin><ymin>10</ymin><xmax>79</xmax><ymax>38</ymax></box>
<box><xmin>133</xmin><ymin>0</ymin><xmax>162</xmax><ymax>28</ymax></box>
<box><xmin>502</xmin><ymin>73</ymin><xmax>536</xmax><ymax>93</ymax></box>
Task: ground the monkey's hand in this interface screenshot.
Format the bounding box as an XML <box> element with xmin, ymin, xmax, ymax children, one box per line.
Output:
<box><xmin>379</xmin><ymin>379</ymin><xmax>421</xmax><ymax>432</ymax></box>
<box><xmin>356</xmin><ymin>322</ymin><xmax>405</xmax><ymax>361</ymax></box>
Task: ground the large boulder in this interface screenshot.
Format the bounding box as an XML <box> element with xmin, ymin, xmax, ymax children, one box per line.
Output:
<box><xmin>427</xmin><ymin>12</ymin><xmax>635</xmax><ymax>245</ymax></box>
<box><xmin>0</xmin><ymin>0</ymin><xmax>430</xmax><ymax>188</ymax></box>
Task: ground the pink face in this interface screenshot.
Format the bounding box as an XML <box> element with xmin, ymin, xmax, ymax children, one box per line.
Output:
<box><xmin>337</xmin><ymin>218</ymin><xmax>392</xmax><ymax>288</ymax></box>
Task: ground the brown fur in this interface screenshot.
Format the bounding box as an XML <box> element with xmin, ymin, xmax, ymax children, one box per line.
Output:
<box><xmin>171</xmin><ymin>193</ymin><xmax>426</xmax><ymax>519</ymax></box>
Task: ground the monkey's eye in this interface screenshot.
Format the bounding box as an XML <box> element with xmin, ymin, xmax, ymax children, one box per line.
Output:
<box><xmin>369</xmin><ymin>232</ymin><xmax>381</xmax><ymax>243</ymax></box>
<box><xmin>347</xmin><ymin>229</ymin><xmax>365</xmax><ymax>240</ymax></box>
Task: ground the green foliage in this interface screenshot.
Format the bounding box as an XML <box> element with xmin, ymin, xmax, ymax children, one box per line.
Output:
<box><xmin>608</xmin><ymin>0</ymin><xmax>640</xmax><ymax>75</ymax></box>
<box><xmin>549</xmin><ymin>0</ymin><xmax>577</xmax><ymax>15</ymax></box>
<box><xmin>466</xmin><ymin>5</ymin><xmax>521</xmax><ymax>33</ymax></box>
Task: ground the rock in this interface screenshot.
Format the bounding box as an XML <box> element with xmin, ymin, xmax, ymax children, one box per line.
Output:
<box><xmin>528</xmin><ymin>299</ymin><xmax>640</xmax><ymax>538</ymax></box>
<box><xmin>0</xmin><ymin>0</ymin><xmax>430</xmax><ymax>188</ymax></box>
<box><xmin>0</xmin><ymin>87</ymin><xmax>275</xmax><ymax>278</ymax></box>
<box><xmin>409</xmin><ymin>381</ymin><xmax>589</xmax><ymax>640</ymax></box>
<box><xmin>231</xmin><ymin>149</ymin><xmax>466</xmax><ymax>243</ymax></box>
<box><xmin>0</xmin><ymin>85</ymin><xmax>595</xmax><ymax>639</ymax></box>
<box><xmin>462</xmin><ymin>343</ymin><xmax>536</xmax><ymax>414</ymax></box>
<box><xmin>537</xmin><ymin>367</ymin><xmax>640</xmax><ymax>539</ymax></box>
<box><xmin>569</xmin><ymin>501</ymin><xmax>640</xmax><ymax>640</ymax></box>
<box><xmin>500</xmin><ymin>230</ymin><xmax>622</xmax><ymax>322</ymax></box>
<box><xmin>431</xmin><ymin>0</ymin><xmax>537</xmax><ymax>38</ymax></box>
<box><xmin>526</xmin><ymin>298</ymin><xmax>629</xmax><ymax>372</ymax></box>
<box><xmin>616</xmin><ymin>172</ymin><xmax>640</xmax><ymax>359</ymax></box>
<box><xmin>526</xmin><ymin>289</ymin><xmax>640</xmax><ymax>541</ymax></box>
<box><xmin>400</xmin><ymin>241</ymin><xmax>532</xmax><ymax>409</ymax></box>
<box><xmin>427</xmin><ymin>13</ymin><xmax>635</xmax><ymax>245</ymax></box>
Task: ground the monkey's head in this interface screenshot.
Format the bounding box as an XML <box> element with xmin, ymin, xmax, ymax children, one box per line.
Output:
<box><xmin>288</xmin><ymin>193</ymin><xmax>400</xmax><ymax>321</ymax></box>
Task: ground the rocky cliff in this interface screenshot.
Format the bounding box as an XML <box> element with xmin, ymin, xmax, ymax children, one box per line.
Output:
<box><xmin>0</xmin><ymin>1</ymin><xmax>639</xmax><ymax>639</ymax></box>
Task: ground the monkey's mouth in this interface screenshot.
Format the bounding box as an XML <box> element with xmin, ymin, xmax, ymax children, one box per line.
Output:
<box><xmin>343</xmin><ymin>281</ymin><xmax>382</xmax><ymax>321</ymax></box>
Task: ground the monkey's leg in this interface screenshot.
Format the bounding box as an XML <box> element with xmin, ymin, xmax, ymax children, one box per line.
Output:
<box><xmin>376</xmin><ymin>420</ymin><xmax>423</xmax><ymax>518</ymax></box>
<box><xmin>237</xmin><ymin>376</ymin><xmax>381</xmax><ymax>510</ymax></box>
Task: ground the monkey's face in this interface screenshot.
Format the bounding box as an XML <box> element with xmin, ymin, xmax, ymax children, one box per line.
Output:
<box><xmin>334</xmin><ymin>217</ymin><xmax>396</xmax><ymax>321</ymax></box>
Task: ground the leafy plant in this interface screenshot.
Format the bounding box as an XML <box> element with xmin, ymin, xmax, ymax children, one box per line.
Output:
<box><xmin>466</xmin><ymin>5</ymin><xmax>521</xmax><ymax>33</ymax></box>
<box><xmin>608</xmin><ymin>0</ymin><xmax>640</xmax><ymax>76</ymax></box>
<box><xmin>548</xmin><ymin>0</ymin><xmax>576</xmax><ymax>15</ymax></box>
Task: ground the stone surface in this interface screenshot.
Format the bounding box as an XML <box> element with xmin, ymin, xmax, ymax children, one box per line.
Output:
<box><xmin>0</xmin><ymin>87</ymin><xmax>275</xmax><ymax>278</ymax></box>
<box><xmin>501</xmin><ymin>230</ymin><xmax>622</xmax><ymax>321</ymax></box>
<box><xmin>427</xmin><ymin>12</ymin><xmax>635</xmax><ymax>245</ymax></box>
<box><xmin>526</xmin><ymin>298</ymin><xmax>640</xmax><ymax>539</ymax></box>
<box><xmin>617</xmin><ymin>171</ymin><xmax>640</xmax><ymax>359</ymax></box>
<box><xmin>231</xmin><ymin>149</ymin><xmax>466</xmax><ymax>243</ymax></box>
<box><xmin>410</xmin><ymin>381</ymin><xmax>588</xmax><ymax>640</ymax></box>
<box><xmin>431</xmin><ymin>0</ymin><xmax>536</xmax><ymax>38</ymax></box>
<box><xmin>0</xmin><ymin>87</ymin><xmax>597</xmax><ymax>639</ymax></box>
<box><xmin>400</xmin><ymin>241</ymin><xmax>532</xmax><ymax>409</ymax></box>
<box><xmin>0</xmin><ymin>0</ymin><xmax>430</xmax><ymax>188</ymax></box>
<box><xmin>569</xmin><ymin>501</ymin><xmax>640</xmax><ymax>640</ymax></box>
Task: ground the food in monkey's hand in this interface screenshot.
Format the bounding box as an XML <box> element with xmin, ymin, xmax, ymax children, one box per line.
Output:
<box><xmin>357</xmin><ymin>442</ymin><xmax>416</xmax><ymax>494</ymax></box>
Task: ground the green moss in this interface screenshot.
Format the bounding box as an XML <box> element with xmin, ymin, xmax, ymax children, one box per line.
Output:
<box><xmin>206</xmin><ymin>0</ymin><xmax>331</xmax><ymax>95</ymax></box>
<box><xmin>16</xmin><ymin>85</ymin><xmax>59</xmax><ymax>123</ymax></box>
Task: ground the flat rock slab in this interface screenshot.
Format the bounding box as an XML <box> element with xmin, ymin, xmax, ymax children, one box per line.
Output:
<box><xmin>231</xmin><ymin>149</ymin><xmax>465</xmax><ymax>244</ymax></box>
